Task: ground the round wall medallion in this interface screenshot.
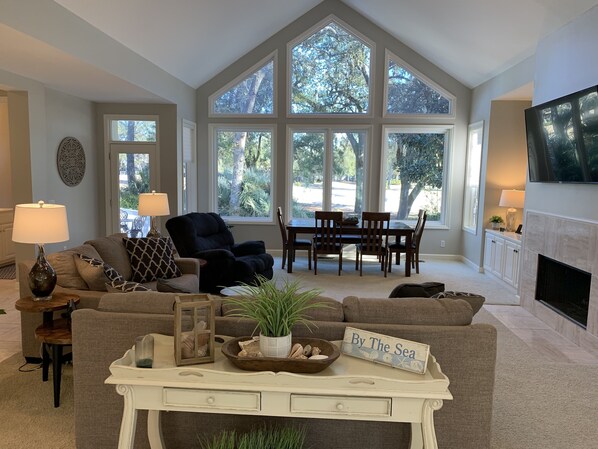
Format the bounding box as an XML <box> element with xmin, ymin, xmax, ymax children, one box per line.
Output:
<box><xmin>57</xmin><ymin>137</ymin><xmax>86</xmax><ymax>187</ymax></box>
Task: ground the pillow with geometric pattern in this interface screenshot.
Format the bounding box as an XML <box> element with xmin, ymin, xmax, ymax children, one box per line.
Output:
<box><xmin>105</xmin><ymin>280</ymin><xmax>151</xmax><ymax>293</ymax></box>
<box><xmin>123</xmin><ymin>237</ymin><xmax>182</xmax><ymax>283</ymax></box>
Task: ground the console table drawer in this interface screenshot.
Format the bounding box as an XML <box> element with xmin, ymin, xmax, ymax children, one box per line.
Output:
<box><xmin>290</xmin><ymin>394</ymin><xmax>391</xmax><ymax>417</ymax></box>
<box><xmin>163</xmin><ymin>388</ymin><xmax>260</xmax><ymax>411</ymax></box>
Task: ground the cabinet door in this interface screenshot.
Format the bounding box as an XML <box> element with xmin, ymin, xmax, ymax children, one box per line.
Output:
<box><xmin>491</xmin><ymin>237</ymin><xmax>504</xmax><ymax>278</ymax></box>
<box><xmin>483</xmin><ymin>234</ymin><xmax>494</xmax><ymax>272</ymax></box>
<box><xmin>0</xmin><ymin>224</ymin><xmax>15</xmax><ymax>264</ymax></box>
<box><xmin>503</xmin><ymin>241</ymin><xmax>521</xmax><ymax>288</ymax></box>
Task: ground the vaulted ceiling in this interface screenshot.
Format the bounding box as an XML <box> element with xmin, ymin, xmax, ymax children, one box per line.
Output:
<box><xmin>3</xmin><ymin>0</ymin><xmax>598</xmax><ymax>102</ymax></box>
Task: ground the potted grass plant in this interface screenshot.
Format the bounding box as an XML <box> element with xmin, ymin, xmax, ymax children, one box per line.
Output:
<box><xmin>489</xmin><ymin>215</ymin><xmax>504</xmax><ymax>230</ymax></box>
<box><xmin>225</xmin><ymin>275</ymin><xmax>326</xmax><ymax>358</ymax></box>
<box><xmin>199</xmin><ymin>425</ymin><xmax>307</xmax><ymax>449</ymax></box>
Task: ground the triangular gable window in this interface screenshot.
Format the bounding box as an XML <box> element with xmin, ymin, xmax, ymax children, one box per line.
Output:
<box><xmin>290</xmin><ymin>19</ymin><xmax>372</xmax><ymax>114</ymax></box>
<box><xmin>386</xmin><ymin>54</ymin><xmax>453</xmax><ymax>115</ymax></box>
<box><xmin>211</xmin><ymin>58</ymin><xmax>274</xmax><ymax>115</ymax></box>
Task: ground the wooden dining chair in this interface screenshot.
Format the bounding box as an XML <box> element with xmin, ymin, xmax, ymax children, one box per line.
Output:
<box><xmin>387</xmin><ymin>209</ymin><xmax>427</xmax><ymax>274</ymax></box>
<box><xmin>313</xmin><ymin>211</ymin><xmax>344</xmax><ymax>275</ymax></box>
<box><xmin>276</xmin><ymin>207</ymin><xmax>311</xmax><ymax>270</ymax></box>
<box><xmin>355</xmin><ymin>212</ymin><xmax>391</xmax><ymax>277</ymax></box>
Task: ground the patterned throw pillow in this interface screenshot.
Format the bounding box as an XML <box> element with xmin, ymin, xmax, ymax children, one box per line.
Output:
<box><xmin>105</xmin><ymin>280</ymin><xmax>151</xmax><ymax>293</ymax></box>
<box><xmin>123</xmin><ymin>237</ymin><xmax>182</xmax><ymax>283</ymax></box>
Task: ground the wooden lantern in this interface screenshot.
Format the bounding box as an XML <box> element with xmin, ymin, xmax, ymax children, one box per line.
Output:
<box><xmin>174</xmin><ymin>294</ymin><xmax>216</xmax><ymax>366</ymax></box>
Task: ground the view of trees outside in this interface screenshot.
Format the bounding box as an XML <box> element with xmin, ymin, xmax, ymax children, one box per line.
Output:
<box><xmin>112</xmin><ymin>120</ymin><xmax>156</xmax><ymax>142</ymax></box>
<box><xmin>386</xmin><ymin>58</ymin><xmax>450</xmax><ymax>114</ymax></box>
<box><xmin>291</xmin><ymin>130</ymin><xmax>365</xmax><ymax>218</ymax></box>
<box><xmin>383</xmin><ymin>130</ymin><xmax>446</xmax><ymax>220</ymax></box>
<box><xmin>210</xmin><ymin>20</ymin><xmax>453</xmax><ymax>223</ymax></box>
<box><xmin>216</xmin><ymin>129</ymin><xmax>272</xmax><ymax>218</ymax></box>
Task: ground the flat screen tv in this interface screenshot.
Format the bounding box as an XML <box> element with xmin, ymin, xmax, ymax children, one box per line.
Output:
<box><xmin>525</xmin><ymin>85</ymin><xmax>598</xmax><ymax>183</ymax></box>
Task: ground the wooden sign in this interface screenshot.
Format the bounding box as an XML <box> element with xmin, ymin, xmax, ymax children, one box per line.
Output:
<box><xmin>341</xmin><ymin>327</ymin><xmax>430</xmax><ymax>374</ymax></box>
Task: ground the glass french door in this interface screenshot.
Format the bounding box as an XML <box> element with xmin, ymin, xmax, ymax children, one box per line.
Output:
<box><xmin>109</xmin><ymin>143</ymin><xmax>157</xmax><ymax>235</ymax></box>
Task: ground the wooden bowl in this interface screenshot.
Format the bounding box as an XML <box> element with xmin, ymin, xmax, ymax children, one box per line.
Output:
<box><xmin>221</xmin><ymin>337</ymin><xmax>340</xmax><ymax>374</ymax></box>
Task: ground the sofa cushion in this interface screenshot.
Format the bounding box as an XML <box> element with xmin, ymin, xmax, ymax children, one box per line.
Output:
<box><xmin>221</xmin><ymin>295</ymin><xmax>343</xmax><ymax>322</ymax></box>
<box><xmin>98</xmin><ymin>291</ymin><xmax>178</xmax><ymax>314</ymax></box>
<box><xmin>123</xmin><ymin>237</ymin><xmax>182</xmax><ymax>283</ymax></box>
<box><xmin>430</xmin><ymin>291</ymin><xmax>485</xmax><ymax>315</ymax></box>
<box><xmin>157</xmin><ymin>274</ymin><xmax>200</xmax><ymax>293</ymax></box>
<box><xmin>388</xmin><ymin>282</ymin><xmax>445</xmax><ymax>298</ymax></box>
<box><xmin>342</xmin><ymin>296</ymin><xmax>473</xmax><ymax>326</ymax></box>
<box><xmin>85</xmin><ymin>234</ymin><xmax>133</xmax><ymax>280</ymax></box>
<box><xmin>47</xmin><ymin>244</ymin><xmax>102</xmax><ymax>290</ymax></box>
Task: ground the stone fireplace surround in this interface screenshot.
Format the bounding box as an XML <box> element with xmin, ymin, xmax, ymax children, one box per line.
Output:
<box><xmin>520</xmin><ymin>211</ymin><xmax>598</xmax><ymax>354</ymax></box>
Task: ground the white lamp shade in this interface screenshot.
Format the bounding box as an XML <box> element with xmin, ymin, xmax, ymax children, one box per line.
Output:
<box><xmin>12</xmin><ymin>202</ymin><xmax>70</xmax><ymax>244</ymax></box>
<box><xmin>499</xmin><ymin>189</ymin><xmax>525</xmax><ymax>209</ymax></box>
<box><xmin>138</xmin><ymin>191</ymin><xmax>170</xmax><ymax>216</ymax></box>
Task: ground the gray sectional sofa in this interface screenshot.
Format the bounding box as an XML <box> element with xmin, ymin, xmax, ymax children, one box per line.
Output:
<box><xmin>18</xmin><ymin>234</ymin><xmax>200</xmax><ymax>360</ymax></box>
<box><xmin>72</xmin><ymin>291</ymin><xmax>497</xmax><ymax>449</ymax></box>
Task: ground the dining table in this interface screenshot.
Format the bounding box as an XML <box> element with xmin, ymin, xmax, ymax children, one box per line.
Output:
<box><xmin>285</xmin><ymin>218</ymin><xmax>415</xmax><ymax>276</ymax></box>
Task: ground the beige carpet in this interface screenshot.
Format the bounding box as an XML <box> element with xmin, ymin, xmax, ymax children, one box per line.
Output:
<box><xmin>271</xmin><ymin>254</ymin><xmax>519</xmax><ymax>305</ymax></box>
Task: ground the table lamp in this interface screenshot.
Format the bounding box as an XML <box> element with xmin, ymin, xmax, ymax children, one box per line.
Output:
<box><xmin>12</xmin><ymin>201</ymin><xmax>70</xmax><ymax>300</ymax></box>
<box><xmin>138</xmin><ymin>191</ymin><xmax>170</xmax><ymax>238</ymax></box>
<box><xmin>499</xmin><ymin>189</ymin><xmax>525</xmax><ymax>232</ymax></box>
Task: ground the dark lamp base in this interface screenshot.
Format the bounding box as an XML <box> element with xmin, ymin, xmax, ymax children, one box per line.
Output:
<box><xmin>29</xmin><ymin>245</ymin><xmax>57</xmax><ymax>300</ymax></box>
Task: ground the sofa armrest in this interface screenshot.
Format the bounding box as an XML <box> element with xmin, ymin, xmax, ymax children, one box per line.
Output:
<box><xmin>231</xmin><ymin>240</ymin><xmax>266</xmax><ymax>256</ymax></box>
<box><xmin>174</xmin><ymin>257</ymin><xmax>200</xmax><ymax>277</ymax></box>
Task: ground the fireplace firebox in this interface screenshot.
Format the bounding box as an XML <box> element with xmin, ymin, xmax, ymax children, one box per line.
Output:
<box><xmin>535</xmin><ymin>255</ymin><xmax>591</xmax><ymax>328</ymax></box>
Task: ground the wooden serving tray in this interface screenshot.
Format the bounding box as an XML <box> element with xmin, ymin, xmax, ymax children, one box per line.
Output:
<box><xmin>221</xmin><ymin>337</ymin><xmax>341</xmax><ymax>374</ymax></box>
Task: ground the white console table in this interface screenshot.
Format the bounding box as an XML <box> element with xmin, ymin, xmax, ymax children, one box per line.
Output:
<box><xmin>106</xmin><ymin>334</ymin><xmax>452</xmax><ymax>449</ymax></box>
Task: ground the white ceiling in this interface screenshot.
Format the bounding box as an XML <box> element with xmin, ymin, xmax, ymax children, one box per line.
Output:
<box><xmin>4</xmin><ymin>0</ymin><xmax>598</xmax><ymax>101</ymax></box>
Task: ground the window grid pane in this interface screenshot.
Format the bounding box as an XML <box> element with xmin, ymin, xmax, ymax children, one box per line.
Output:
<box><xmin>332</xmin><ymin>132</ymin><xmax>365</xmax><ymax>214</ymax></box>
<box><xmin>383</xmin><ymin>130</ymin><xmax>446</xmax><ymax>222</ymax></box>
<box><xmin>292</xmin><ymin>132</ymin><xmax>325</xmax><ymax>218</ymax></box>
<box><xmin>111</xmin><ymin>120</ymin><xmax>157</xmax><ymax>142</ymax></box>
<box><xmin>216</xmin><ymin>130</ymin><xmax>272</xmax><ymax>219</ymax></box>
<box><xmin>291</xmin><ymin>22</ymin><xmax>370</xmax><ymax>114</ymax></box>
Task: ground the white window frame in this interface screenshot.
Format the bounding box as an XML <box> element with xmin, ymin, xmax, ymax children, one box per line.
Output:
<box><xmin>181</xmin><ymin>119</ymin><xmax>197</xmax><ymax>214</ymax></box>
<box><xmin>208</xmin><ymin>52</ymin><xmax>278</xmax><ymax>118</ymax></box>
<box><xmin>383</xmin><ymin>50</ymin><xmax>456</xmax><ymax>119</ymax></box>
<box><xmin>286</xmin><ymin>125</ymin><xmax>371</xmax><ymax>218</ymax></box>
<box><xmin>462</xmin><ymin>121</ymin><xmax>484</xmax><ymax>235</ymax></box>
<box><xmin>379</xmin><ymin>124</ymin><xmax>452</xmax><ymax>228</ymax></box>
<box><xmin>208</xmin><ymin>124</ymin><xmax>276</xmax><ymax>224</ymax></box>
<box><xmin>286</xmin><ymin>15</ymin><xmax>375</xmax><ymax>119</ymax></box>
<box><xmin>103</xmin><ymin>114</ymin><xmax>160</xmax><ymax>233</ymax></box>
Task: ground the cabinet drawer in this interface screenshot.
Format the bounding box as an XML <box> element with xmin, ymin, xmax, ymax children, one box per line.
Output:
<box><xmin>163</xmin><ymin>388</ymin><xmax>260</xmax><ymax>411</ymax></box>
<box><xmin>290</xmin><ymin>394</ymin><xmax>391</xmax><ymax>417</ymax></box>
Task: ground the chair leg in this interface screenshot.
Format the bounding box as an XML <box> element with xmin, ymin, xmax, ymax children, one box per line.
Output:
<box><xmin>338</xmin><ymin>252</ymin><xmax>342</xmax><ymax>276</ymax></box>
<box><xmin>314</xmin><ymin>252</ymin><xmax>318</xmax><ymax>275</ymax></box>
<box><xmin>388</xmin><ymin>252</ymin><xmax>393</xmax><ymax>273</ymax></box>
<box><xmin>281</xmin><ymin>247</ymin><xmax>287</xmax><ymax>269</ymax></box>
<box><xmin>355</xmin><ymin>246</ymin><xmax>359</xmax><ymax>270</ymax></box>
<box><xmin>307</xmin><ymin>247</ymin><xmax>312</xmax><ymax>270</ymax></box>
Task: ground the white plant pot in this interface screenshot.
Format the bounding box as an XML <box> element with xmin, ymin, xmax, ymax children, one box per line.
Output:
<box><xmin>259</xmin><ymin>333</ymin><xmax>292</xmax><ymax>358</ymax></box>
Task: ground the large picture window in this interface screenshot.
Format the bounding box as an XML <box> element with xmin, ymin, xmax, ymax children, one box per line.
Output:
<box><xmin>211</xmin><ymin>126</ymin><xmax>274</xmax><ymax>222</ymax></box>
<box><xmin>290</xmin><ymin>127</ymin><xmax>367</xmax><ymax>218</ymax></box>
<box><xmin>289</xmin><ymin>19</ymin><xmax>372</xmax><ymax>115</ymax></box>
<box><xmin>381</xmin><ymin>126</ymin><xmax>451</xmax><ymax>225</ymax></box>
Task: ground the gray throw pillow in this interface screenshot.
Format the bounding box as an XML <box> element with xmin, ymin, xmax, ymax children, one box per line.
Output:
<box><xmin>429</xmin><ymin>291</ymin><xmax>485</xmax><ymax>315</ymax></box>
<box><xmin>156</xmin><ymin>275</ymin><xmax>200</xmax><ymax>294</ymax></box>
<box><xmin>388</xmin><ymin>282</ymin><xmax>445</xmax><ymax>298</ymax></box>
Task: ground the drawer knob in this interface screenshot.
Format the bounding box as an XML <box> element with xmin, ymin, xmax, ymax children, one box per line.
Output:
<box><xmin>207</xmin><ymin>397</ymin><xmax>215</xmax><ymax>405</ymax></box>
<box><xmin>336</xmin><ymin>403</ymin><xmax>344</xmax><ymax>411</ymax></box>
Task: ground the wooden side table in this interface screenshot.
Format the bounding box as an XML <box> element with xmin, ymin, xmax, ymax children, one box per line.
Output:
<box><xmin>15</xmin><ymin>292</ymin><xmax>80</xmax><ymax>407</ymax></box>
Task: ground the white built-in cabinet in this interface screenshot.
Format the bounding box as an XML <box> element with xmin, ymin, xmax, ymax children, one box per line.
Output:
<box><xmin>0</xmin><ymin>209</ymin><xmax>15</xmax><ymax>266</ymax></box>
<box><xmin>483</xmin><ymin>229</ymin><xmax>521</xmax><ymax>290</ymax></box>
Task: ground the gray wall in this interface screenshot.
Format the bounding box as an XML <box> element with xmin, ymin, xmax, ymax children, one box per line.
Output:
<box><xmin>0</xmin><ymin>95</ymin><xmax>11</xmax><ymax>207</ymax></box>
<box><xmin>525</xmin><ymin>4</ymin><xmax>598</xmax><ymax>223</ymax></box>
<box><xmin>196</xmin><ymin>0</ymin><xmax>472</xmax><ymax>254</ymax></box>
<box><xmin>464</xmin><ymin>58</ymin><xmax>534</xmax><ymax>266</ymax></box>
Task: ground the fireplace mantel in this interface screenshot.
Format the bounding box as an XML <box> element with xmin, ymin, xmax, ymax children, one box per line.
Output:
<box><xmin>520</xmin><ymin>211</ymin><xmax>598</xmax><ymax>353</ymax></box>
